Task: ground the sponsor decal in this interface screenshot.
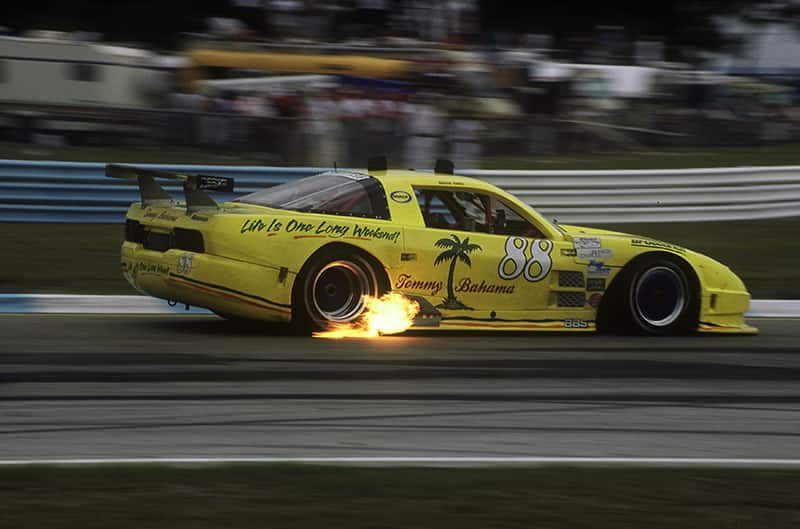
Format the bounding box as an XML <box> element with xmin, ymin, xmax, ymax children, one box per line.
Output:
<box><xmin>395</xmin><ymin>273</ymin><xmax>443</xmax><ymax>296</ymax></box>
<box><xmin>351</xmin><ymin>224</ymin><xmax>400</xmax><ymax>243</ymax></box>
<box><xmin>565</xmin><ymin>319</ymin><xmax>589</xmax><ymax>329</ymax></box>
<box><xmin>177</xmin><ymin>253</ymin><xmax>193</xmax><ymax>274</ymax></box>
<box><xmin>138</xmin><ymin>261</ymin><xmax>169</xmax><ymax>275</ymax></box>
<box><xmin>142</xmin><ymin>209</ymin><xmax>179</xmax><ymax>221</ymax></box>
<box><xmin>197</xmin><ymin>175</ymin><xmax>233</xmax><ymax>191</ymax></box>
<box><xmin>631</xmin><ymin>238</ymin><xmax>685</xmax><ymax>253</ymax></box>
<box><xmin>586</xmin><ymin>278</ymin><xmax>605</xmax><ymax>291</ymax></box>
<box><xmin>315</xmin><ymin>220</ymin><xmax>350</xmax><ymax>238</ymax></box>
<box><xmin>286</xmin><ymin>219</ymin><xmax>318</xmax><ymax>234</ymax></box>
<box><xmin>577</xmin><ymin>248</ymin><xmax>613</xmax><ymax>259</ymax></box>
<box><xmin>587</xmin><ymin>260</ymin><xmax>611</xmax><ymax>276</ymax></box>
<box><xmin>191</xmin><ymin>214</ymin><xmax>209</xmax><ymax>222</ymax></box>
<box><xmin>389</xmin><ymin>190</ymin><xmax>412</xmax><ymax>203</ymax></box>
<box><xmin>239</xmin><ymin>218</ymin><xmax>399</xmax><ymax>243</ymax></box>
<box><xmin>498</xmin><ymin>236</ymin><xmax>553</xmax><ymax>283</ymax></box>
<box><xmin>455</xmin><ymin>278</ymin><xmax>514</xmax><ymax>294</ymax></box>
<box><xmin>240</xmin><ymin>218</ymin><xmax>277</xmax><ymax>233</ymax></box>
<box><xmin>573</xmin><ymin>236</ymin><xmax>601</xmax><ymax>249</ymax></box>
<box><xmin>158</xmin><ymin>212</ymin><xmax>179</xmax><ymax>222</ymax></box>
<box><xmin>586</xmin><ymin>293</ymin><xmax>603</xmax><ymax>309</ymax></box>
<box><xmin>434</xmin><ymin>234</ymin><xmax>482</xmax><ymax>310</ymax></box>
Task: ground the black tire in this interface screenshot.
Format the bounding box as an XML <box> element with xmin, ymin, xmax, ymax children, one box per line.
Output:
<box><xmin>626</xmin><ymin>256</ymin><xmax>697</xmax><ymax>335</ymax></box>
<box><xmin>291</xmin><ymin>246</ymin><xmax>387</xmax><ymax>333</ymax></box>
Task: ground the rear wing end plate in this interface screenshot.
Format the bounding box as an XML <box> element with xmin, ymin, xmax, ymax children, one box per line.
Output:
<box><xmin>106</xmin><ymin>164</ymin><xmax>234</xmax><ymax>213</ymax></box>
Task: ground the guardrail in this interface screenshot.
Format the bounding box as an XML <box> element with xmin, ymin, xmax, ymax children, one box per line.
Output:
<box><xmin>1</xmin><ymin>160</ymin><xmax>799</xmax><ymax>223</ymax></box>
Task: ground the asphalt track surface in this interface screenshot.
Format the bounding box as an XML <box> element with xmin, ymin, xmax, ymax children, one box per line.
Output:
<box><xmin>2</xmin><ymin>315</ymin><xmax>799</xmax><ymax>461</ymax></box>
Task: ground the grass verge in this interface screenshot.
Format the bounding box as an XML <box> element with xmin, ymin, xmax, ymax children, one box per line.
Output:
<box><xmin>2</xmin><ymin>141</ymin><xmax>799</xmax><ymax>169</ymax></box>
<box><xmin>482</xmin><ymin>143</ymin><xmax>800</xmax><ymax>170</ymax></box>
<box><xmin>1</xmin><ymin>219</ymin><xmax>797</xmax><ymax>297</ymax></box>
<box><xmin>0</xmin><ymin>141</ymin><xmax>267</xmax><ymax>165</ymax></box>
<box><xmin>2</xmin><ymin>464</ymin><xmax>799</xmax><ymax>529</ymax></box>
<box><xmin>1</xmin><ymin>223</ymin><xmax>129</xmax><ymax>294</ymax></box>
<box><xmin>599</xmin><ymin>218</ymin><xmax>800</xmax><ymax>299</ymax></box>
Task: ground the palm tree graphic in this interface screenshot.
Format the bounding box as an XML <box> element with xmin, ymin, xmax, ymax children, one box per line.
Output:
<box><xmin>434</xmin><ymin>234</ymin><xmax>482</xmax><ymax>310</ymax></box>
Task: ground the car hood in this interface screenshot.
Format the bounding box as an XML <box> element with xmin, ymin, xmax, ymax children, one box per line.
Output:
<box><xmin>557</xmin><ymin>223</ymin><xmax>653</xmax><ymax>241</ymax></box>
<box><xmin>558</xmin><ymin>222</ymin><xmax>692</xmax><ymax>260</ymax></box>
<box><xmin>557</xmin><ymin>224</ymin><xmax>745</xmax><ymax>292</ymax></box>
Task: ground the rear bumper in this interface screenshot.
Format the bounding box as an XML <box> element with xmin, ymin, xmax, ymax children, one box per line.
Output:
<box><xmin>121</xmin><ymin>242</ymin><xmax>293</xmax><ymax>322</ymax></box>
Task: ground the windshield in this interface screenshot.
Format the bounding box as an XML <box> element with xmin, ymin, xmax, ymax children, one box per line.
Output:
<box><xmin>236</xmin><ymin>171</ymin><xmax>390</xmax><ymax>220</ymax></box>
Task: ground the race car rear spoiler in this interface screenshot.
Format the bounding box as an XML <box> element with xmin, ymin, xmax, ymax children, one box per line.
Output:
<box><xmin>106</xmin><ymin>164</ymin><xmax>234</xmax><ymax>212</ymax></box>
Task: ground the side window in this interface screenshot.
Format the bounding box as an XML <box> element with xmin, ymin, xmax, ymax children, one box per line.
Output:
<box><xmin>414</xmin><ymin>188</ymin><xmax>490</xmax><ymax>232</ymax></box>
<box><xmin>414</xmin><ymin>187</ymin><xmax>544</xmax><ymax>238</ymax></box>
<box><xmin>414</xmin><ymin>189</ymin><xmax>457</xmax><ymax>229</ymax></box>
<box><xmin>489</xmin><ymin>195</ymin><xmax>544</xmax><ymax>238</ymax></box>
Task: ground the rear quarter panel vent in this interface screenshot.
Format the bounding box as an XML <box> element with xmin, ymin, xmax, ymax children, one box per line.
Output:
<box><xmin>125</xmin><ymin>219</ymin><xmax>145</xmax><ymax>243</ymax></box>
<box><xmin>143</xmin><ymin>231</ymin><xmax>171</xmax><ymax>252</ymax></box>
<box><xmin>172</xmin><ymin>228</ymin><xmax>205</xmax><ymax>253</ymax></box>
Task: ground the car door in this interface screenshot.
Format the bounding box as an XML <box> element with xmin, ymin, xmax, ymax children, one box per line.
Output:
<box><xmin>398</xmin><ymin>186</ymin><xmax>570</xmax><ymax>316</ymax></box>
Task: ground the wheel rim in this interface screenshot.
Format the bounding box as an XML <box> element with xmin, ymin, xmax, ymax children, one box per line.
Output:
<box><xmin>633</xmin><ymin>266</ymin><xmax>686</xmax><ymax>327</ymax></box>
<box><xmin>311</xmin><ymin>260</ymin><xmax>374</xmax><ymax>322</ymax></box>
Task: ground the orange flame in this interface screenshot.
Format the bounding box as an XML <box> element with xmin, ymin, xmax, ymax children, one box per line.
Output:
<box><xmin>312</xmin><ymin>292</ymin><xmax>420</xmax><ymax>339</ymax></box>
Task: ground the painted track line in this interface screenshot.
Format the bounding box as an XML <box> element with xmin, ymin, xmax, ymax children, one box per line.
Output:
<box><xmin>3</xmin><ymin>457</ymin><xmax>800</xmax><ymax>467</ymax></box>
<box><xmin>1</xmin><ymin>295</ymin><xmax>799</xmax><ymax>317</ymax></box>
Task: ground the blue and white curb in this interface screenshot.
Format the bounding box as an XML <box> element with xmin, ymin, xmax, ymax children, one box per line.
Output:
<box><xmin>0</xmin><ymin>294</ymin><xmax>798</xmax><ymax>317</ymax></box>
<box><xmin>0</xmin><ymin>294</ymin><xmax>211</xmax><ymax>314</ymax></box>
<box><xmin>747</xmin><ymin>299</ymin><xmax>800</xmax><ymax>317</ymax></box>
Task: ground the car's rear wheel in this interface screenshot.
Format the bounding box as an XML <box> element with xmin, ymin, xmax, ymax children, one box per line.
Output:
<box><xmin>292</xmin><ymin>246</ymin><xmax>386</xmax><ymax>333</ymax></box>
<box><xmin>627</xmin><ymin>257</ymin><xmax>696</xmax><ymax>335</ymax></box>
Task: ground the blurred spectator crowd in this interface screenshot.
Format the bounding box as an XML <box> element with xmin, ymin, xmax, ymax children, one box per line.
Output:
<box><xmin>165</xmin><ymin>85</ymin><xmax>482</xmax><ymax>169</ymax></box>
<box><xmin>1</xmin><ymin>0</ymin><xmax>799</xmax><ymax>167</ymax></box>
<box><xmin>5</xmin><ymin>64</ymin><xmax>798</xmax><ymax>169</ymax></box>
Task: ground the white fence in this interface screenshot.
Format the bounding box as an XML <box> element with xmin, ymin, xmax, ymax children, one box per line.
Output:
<box><xmin>470</xmin><ymin>166</ymin><xmax>800</xmax><ymax>223</ymax></box>
<box><xmin>1</xmin><ymin>160</ymin><xmax>799</xmax><ymax>223</ymax></box>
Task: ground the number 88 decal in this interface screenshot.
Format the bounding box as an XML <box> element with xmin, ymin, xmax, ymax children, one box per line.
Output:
<box><xmin>498</xmin><ymin>237</ymin><xmax>553</xmax><ymax>282</ymax></box>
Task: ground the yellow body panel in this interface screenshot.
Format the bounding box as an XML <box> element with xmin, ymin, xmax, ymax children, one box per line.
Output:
<box><xmin>120</xmin><ymin>169</ymin><xmax>757</xmax><ymax>334</ymax></box>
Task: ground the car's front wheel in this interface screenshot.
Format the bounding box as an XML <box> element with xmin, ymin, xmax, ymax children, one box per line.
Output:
<box><xmin>292</xmin><ymin>246</ymin><xmax>386</xmax><ymax>333</ymax></box>
<box><xmin>628</xmin><ymin>257</ymin><xmax>696</xmax><ymax>335</ymax></box>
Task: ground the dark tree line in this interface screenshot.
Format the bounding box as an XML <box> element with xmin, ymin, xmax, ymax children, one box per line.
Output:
<box><xmin>2</xmin><ymin>0</ymin><xmax>798</xmax><ymax>57</ymax></box>
<box><xmin>480</xmin><ymin>0</ymin><xmax>799</xmax><ymax>62</ymax></box>
<box><xmin>3</xmin><ymin>0</ymin><xmax>232</xmax><ymax>49</ymax></box>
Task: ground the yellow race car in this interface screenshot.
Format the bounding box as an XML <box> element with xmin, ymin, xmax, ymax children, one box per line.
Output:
<box><xmin>108</xmin><ymin>159</ymin><xmax>756</xmax><ymax>335</ymax></box>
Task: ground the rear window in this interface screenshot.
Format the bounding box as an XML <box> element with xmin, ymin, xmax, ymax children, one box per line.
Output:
<box><xmin>236</xmin><ymin>171</ymin><xmax>390</xmax><ymax>220</ymax></box>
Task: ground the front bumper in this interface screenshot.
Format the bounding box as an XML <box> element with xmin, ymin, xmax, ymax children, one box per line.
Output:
<box><xmin>697</xmin><ymin>287</ymin><xmax>758</xmax><ymax>334</ymax></box>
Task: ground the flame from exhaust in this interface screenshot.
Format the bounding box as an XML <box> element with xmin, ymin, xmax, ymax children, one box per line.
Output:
<box><xmin>313</xmin><ymin>292</ymin><xmax>420</xmax><ymax>339</ymax></box>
